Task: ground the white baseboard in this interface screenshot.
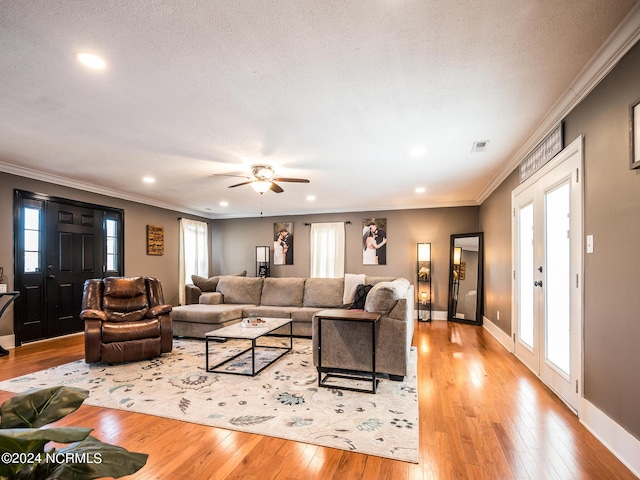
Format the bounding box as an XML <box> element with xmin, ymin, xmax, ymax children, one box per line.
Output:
<box><xmin>482</xmin><ymin>316</ymin><xmax>513</xmax><ymax>352</ymax></box>
<box><xmin>415</xmin><ymin>310</ymin><xmax>448</xmax><ymax>321</ymax></box>
<box><xmin>432</xmin><ymin>310</ymin><xmax>448</xmax><ymax>321</ymax></box>
<box><xmin>580</xmin><ymin>398</ymin><xmax>640</xmax><ymax>478</ymax></box>
<box><xmin>0</xmin><ymin>334</ymin><xmax>15</xmax><ymax>351</ymax></box>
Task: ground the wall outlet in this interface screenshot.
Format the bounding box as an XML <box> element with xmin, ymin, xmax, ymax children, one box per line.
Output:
<box><xmin>497</xmin><ymin>310</ymin><xmax>500</xmax><ymax>321</ymax></box>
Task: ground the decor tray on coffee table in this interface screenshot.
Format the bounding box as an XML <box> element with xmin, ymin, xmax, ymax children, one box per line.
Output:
<box><xmin>205</xmin><ymin>317</ymin><xmax>292</xmax><ymax>376</ymax></box>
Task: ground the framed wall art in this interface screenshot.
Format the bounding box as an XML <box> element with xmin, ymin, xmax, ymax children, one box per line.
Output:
<box><xmin>147</xmin><ymin>225</ymin><xmax>164</xmax><ymax>255</ymax></box>
<box><xmin>630</xmin><ymin>98</ymin><xmax>640</xmax><ymax>169</ymax></box>
<box><xmin>273</xmin><ymin>222</ymin><xmax>293</xmax><ymax>265</ymax></box>
<box><xmin>362</xmin><ymin>218</ymin><xmax>387</xmax><ymax>265</ymax></box>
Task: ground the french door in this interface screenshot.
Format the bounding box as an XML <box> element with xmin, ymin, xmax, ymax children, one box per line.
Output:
<box><xmin>511</xmin><ymin>137</ymin><xmax>583</xmax><ymax>412</ymax></box>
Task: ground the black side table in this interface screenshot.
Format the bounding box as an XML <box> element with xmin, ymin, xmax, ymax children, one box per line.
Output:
<box><xmin>0</xmin><ymin>291</ymin><xmax>20</xmax><ymax>356</ymax></box>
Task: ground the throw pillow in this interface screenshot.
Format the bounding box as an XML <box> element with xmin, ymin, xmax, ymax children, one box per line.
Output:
<box><xmin>364</xmin><ymin>278</ymin><xmax>410</xmax><ymax>314</ymax></box>
<box><xmin>191</xmin><ymin>275</ymin><xmax>219</xmax><ymax>292</ymax></box>
<box><xmin>191</xmin><ymin>270</ymin><xmax>247</xmax><ymax>292</ymax></box>
<box><xmin>350</xmin><ymin>283</ymin><xmax>373</xmax><ymax>310</ymax></box>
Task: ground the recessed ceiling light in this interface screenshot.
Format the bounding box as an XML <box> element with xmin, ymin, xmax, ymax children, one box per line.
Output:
<box><xmin>74</xmin><ymin>52</ymin><xmax>106</xmax><ymax>69</ymax></box>
<box><xmin>410</xmin><ymin>147</ymin><xmax>426</xmax><ymax>157</ymax></box>
<box><xmin>142</xmin><ymin>177</ymin><xmax>155</xmax><ymax>184</ymax></box>
<box><xmin>306</xmin><ymin>195</ymin><xmax>316</xmax><ymax>201</ymax></box>
<box><xmin>219</xmin><ymin>201</ymin><xmax>229</xmax><ymax>207</ymax></box>
<box><xmin>415</xmin><ymin>187</ymin><xmax>426</xmax><ymax>194</ymax></box>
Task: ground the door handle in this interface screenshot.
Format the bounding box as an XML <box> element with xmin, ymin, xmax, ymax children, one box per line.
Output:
<box><xmin>534</xmin><ymin>280</ymin><xmax>543</xmax><ymax>287</ymax></box>
<box><xmin>47</xmin><ymin>274</ymin><xmax>56</xmax><ymax>280</ymax></box>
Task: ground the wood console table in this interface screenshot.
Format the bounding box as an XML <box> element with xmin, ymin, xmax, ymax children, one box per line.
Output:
<box><xmin>0</xmin><ymin>291</ymin><xmax>20</xmax><ymax>356</ymax></box>
<box><xmin>316</xmin><ymin>309</ymin><xmax>381</xmax><ymax>394</ymax></box>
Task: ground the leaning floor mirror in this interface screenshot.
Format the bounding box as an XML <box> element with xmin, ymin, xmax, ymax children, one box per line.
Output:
<box><xmin>447</xmin><ymin>232</ymin><xmax>484</xmax><ymax>325</ymax></box>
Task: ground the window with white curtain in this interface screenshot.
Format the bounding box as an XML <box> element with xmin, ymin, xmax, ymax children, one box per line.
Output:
<box><xmin>310</xmin><ymin>222</ymin><xmax>345</xmax><ymax>278</ymax></box>
<box><xmin>179</xmin><ymin>218</ymin><xmax>209</xmax><ymax>304</ymax></box>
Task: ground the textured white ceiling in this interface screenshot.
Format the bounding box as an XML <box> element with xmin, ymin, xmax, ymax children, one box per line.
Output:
<box><xmin>0</xmin><ymin>1</ymin><xmax>638</xmax><ymax>218</ymax></box>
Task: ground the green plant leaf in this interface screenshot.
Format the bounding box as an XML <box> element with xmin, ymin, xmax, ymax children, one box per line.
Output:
<box><xmin>0</xmin><ymin>386</ymin><xmax>89</xmax><ymax>429</ymax></box>
<box><xmin>46</xmin><ymin>436</ymin><xmax>148</xmax><ymax>480</ymax></box>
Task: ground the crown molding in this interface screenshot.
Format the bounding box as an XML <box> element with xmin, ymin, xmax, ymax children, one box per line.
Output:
<box><xmin>476</xmin><ymin>3</ymin><xmax>640</xmax><ymax>204</ymax></box>
<box><xmin>0</xmin><ymin>161</ymin><xmax>210</xmax><ymax>218</ymax></box>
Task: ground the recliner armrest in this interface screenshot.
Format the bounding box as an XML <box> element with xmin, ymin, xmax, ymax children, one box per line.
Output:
<box><xmin>80</xmin><ymin>309</ymin><xmax>108</xmax><ymax>321</ymax></box>
<box><xmin>147</xmin><ymin>304</ymin><xmax>172</xmax><ymax>317</ymax></box>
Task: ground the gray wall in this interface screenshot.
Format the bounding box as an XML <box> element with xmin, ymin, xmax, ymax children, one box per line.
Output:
<box><xmin>478</xmin><ymin>169</ymin><xmax>519</xmax><ymax>336</ymax></box>
<box><xmin>212</xmin><ymin>206</ymin><xmax>479</xmax><ymax>313</ymax></box>
<box><xmin>479</xmin><ymin>40</ymin><xmax>640</xmax><ymax>439</ymax></box>
<box><xmin>0</xmin><ymin>171</ymin><xmax>212</xmax><ymax>338</ymax></box>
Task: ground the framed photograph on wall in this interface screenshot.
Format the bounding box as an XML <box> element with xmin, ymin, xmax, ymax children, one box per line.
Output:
<box><xmin>273</xmin><ymin>222</ymin><xmax>294</xmax><ymax>265</ymax></box>
<box><xmin>630</xmin><ymin>99</ymin><xmax>640</xmax><ymax>169</ymax></box>
<box><xmin>362</xmin><ymin>218</ymin><xmax>387</xmax><ymax>265</ymax></box>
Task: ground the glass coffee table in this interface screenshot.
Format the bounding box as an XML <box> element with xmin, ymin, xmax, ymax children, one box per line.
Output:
<box><xmin>205</xmin><ymin>317</ymin><xmax>292</xmax><ymax>376</ymax></box>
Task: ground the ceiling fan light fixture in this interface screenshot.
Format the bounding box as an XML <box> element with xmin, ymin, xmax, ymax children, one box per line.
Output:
<box><xmin>251</xmin><ymin>180</ymin><xmax>272</xmax><ymax>193</ymax></box>
<box><xmin>252</xmin><ymin>164</ymin><xmax>274</xmax><ymax>179</ymax></box>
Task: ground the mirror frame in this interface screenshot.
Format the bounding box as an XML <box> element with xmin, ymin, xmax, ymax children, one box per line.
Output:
<box><xmin>447</xmin><ymin>232</ymin><xmax>484</xmax><ymax>325</ymax></box>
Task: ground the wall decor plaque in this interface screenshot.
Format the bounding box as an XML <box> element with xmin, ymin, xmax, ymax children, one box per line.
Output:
<box><xmin>147</xmin><ymin>225</ymin><xmax>164</xmax><ymax>255</ymax></box>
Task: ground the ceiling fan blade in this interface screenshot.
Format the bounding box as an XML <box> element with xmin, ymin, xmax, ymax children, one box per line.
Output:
<box><xmin>228</xmin><ymin>181</ymin><xmax>253</xmax><ymax>188</ymax></box>
<box><xmin>273</xmin><ymin>177</ymin><xmax>310</xmax><ymax>183</ymax></box>
<box><xmin>213</xmin><ymin>173</ymin><xmax>251</xmax><ymax>179</ymax></box>
<box><xmin>269</xmin><ymin>182</ymin><xmax>284</xmax><ymax>193</ymax></box>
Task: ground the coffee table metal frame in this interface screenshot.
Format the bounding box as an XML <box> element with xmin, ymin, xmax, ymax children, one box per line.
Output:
<box><xmin>205</xmin><ymin>317</ymin><xmax>292</xmax><ymax>376</ymax></box>
<box><xmin>316</xmin><ymin>309</ymin><xmax>381</xmax><ymax>394</ymax></box>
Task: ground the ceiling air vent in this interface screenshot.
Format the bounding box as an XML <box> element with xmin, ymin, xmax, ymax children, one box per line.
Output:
<box><xmin>471</xmin><ymin>140</ymin><xmax>489</xmax><ymax>153</ymax></box>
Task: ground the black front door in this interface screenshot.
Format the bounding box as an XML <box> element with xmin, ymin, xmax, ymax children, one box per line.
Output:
<box><xmin>14</xmin><ymin>191</ymin><xmax>124</xmax><ymax>345</ymax></box>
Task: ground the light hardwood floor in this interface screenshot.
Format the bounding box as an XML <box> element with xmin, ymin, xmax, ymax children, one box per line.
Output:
<box><xmin>0</xmin><ymin>321</ymin><xmax>636</xmax><ymax>479</ymax></box>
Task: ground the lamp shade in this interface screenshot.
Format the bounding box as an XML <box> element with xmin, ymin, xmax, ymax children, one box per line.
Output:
<box><xmin>256</xmin><ymin>246</ymin><xmax>269</xmax><ymax>262</ymax></box>
<box><xmin>251</xmin><ymin>181</ymin><xmax>272</xmax><ymax>193</ymax></box>
<box><xmin>453</xmin><ymin>246</ymin><xmax>462</xmax><ymax>265</ymax></box>
<box><xmin>417</xmin><ymin>243</ymin><xmax>431</xmax><ymax>262</ymax></box>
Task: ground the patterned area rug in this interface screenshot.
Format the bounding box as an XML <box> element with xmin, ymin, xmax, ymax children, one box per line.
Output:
<box><xmin>0</xmin><ymin>338</ymin><xmax>418</xmax><ymax>463</ymax></box>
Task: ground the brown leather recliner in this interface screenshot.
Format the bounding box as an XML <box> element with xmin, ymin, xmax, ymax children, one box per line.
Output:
<box><xmin>80</xmin><ymin>276</ymin><xmax>173</xmax><ymax>364</ymax></box>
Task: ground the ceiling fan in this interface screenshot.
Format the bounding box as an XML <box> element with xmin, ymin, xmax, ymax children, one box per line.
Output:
<box><xmin>217</xmin><ymin>164</ymin><xmax>310</xmax><ymax>194</ymax></box>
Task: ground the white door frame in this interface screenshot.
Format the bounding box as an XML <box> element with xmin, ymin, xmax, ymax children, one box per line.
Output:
<box><xmin>511</xmin><ymin>136</ymin><xmax>584</xmax><ymax>413</ymax></box>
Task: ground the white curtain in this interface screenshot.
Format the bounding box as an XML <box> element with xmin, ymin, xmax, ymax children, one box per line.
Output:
<box><xmin>179</xmin><ymin>218</ymin><xmax>209</xmax><ymax>305</ymax></box>
<box><xmin>310</xmin><ymin>222</ymin><xmax>345</xmax><ymax>278</ymax></box>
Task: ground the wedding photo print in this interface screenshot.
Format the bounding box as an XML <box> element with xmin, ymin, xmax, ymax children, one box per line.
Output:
<box><xmin>273</xmin><ymin>222</ymin><xmax>294</xmax><ymax>265</ymax></box>
<box><xmin>362</xmin><ymin>218</ymin><xmax>387</xmax><ymax>265</ymax></box>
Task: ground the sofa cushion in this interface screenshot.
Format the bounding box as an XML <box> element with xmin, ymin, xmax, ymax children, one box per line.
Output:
<box><xmin>351</xmin><ymin>284</ymin><xmax>373</xmax><ymax>310</ymax></box>
<box><xmin>364</xmin><ymin>278</ymin><xmax>410</xmax><ymax>314</ymax></box>
<box><xmin>199</xmin><ymin>292</ymin><xmax>223</xmax><ymax>305</ymax></box>
<box><xmin>242</xmin><ymin>306</ymin><xmax>298</xmax><ymax>318</ymax></box>
<box><xmin>170</xmin><ymin>304</ymin><xmax>247</xmax><ymax>325</ymax></box>
<box><xmin>260</xmin><ymin>278</ymin><xmax>305</xmax><ymax>307</ymax></box>
<box><xmin>291</xmin><ymin>307</ymin><xmax>325</xmax><ymax>323</ymax></box>
<box><xmin>216</xmin><ymin>276</ymin><xmax>263</xmax><ymax>305</ymax></box>
<box><xmin>303</xmin><ymin>278</ymin><xmax>345</xmax><ymax>307</ymax></box>
<box><xmin>191</xmin><ymin>271</ymin><xmax>247</xmax><ymax>292</ymax></box>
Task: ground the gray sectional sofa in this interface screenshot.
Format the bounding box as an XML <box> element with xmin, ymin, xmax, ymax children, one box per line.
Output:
<box><xmin>170</xmin><ymin>274</ymin><xmax>414</xmax><ymax>378</ymax></box>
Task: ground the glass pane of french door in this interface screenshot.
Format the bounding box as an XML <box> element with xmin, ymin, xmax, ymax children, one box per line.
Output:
<box><xmin>545</xmin><ymin>181</ymin><xmax>571</xmax><ymax>376</ymax></box>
